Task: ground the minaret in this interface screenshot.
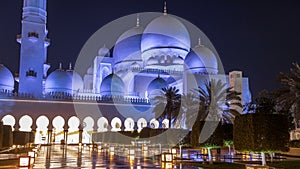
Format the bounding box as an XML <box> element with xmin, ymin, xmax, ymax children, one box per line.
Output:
<box><xmin>17</xmin><ymin>0</ymin><xmax>50</xmax><ymax>97</ymax></box>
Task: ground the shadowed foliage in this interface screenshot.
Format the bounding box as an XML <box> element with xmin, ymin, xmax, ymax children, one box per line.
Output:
<box><xmin>153</xmin><ymin>86</ymin><xmax>181</xmax><ymax>128</ymax></box>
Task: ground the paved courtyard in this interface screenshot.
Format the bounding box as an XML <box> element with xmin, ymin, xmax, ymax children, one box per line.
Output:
<box><xmin>32</xmin><ymin>145</ymin><xmax>197</xmax><ymax>169</ymax></box>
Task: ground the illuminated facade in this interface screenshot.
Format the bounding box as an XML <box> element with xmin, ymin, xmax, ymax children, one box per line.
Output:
<box><xmin>0</xmin><ymin>0</ymin><xmax>251</xmax><ymax>144</ymax></box>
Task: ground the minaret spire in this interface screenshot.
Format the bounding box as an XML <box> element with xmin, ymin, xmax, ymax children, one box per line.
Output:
<box><xmin>136</xmin><ymin>14</ymin><xmax>140</xmax><ymax>27</ymax></box>
<box><xmin>69</xmin><ymin>62</ymin><xmax>72</xmax><ymax>70</ymax></box>
<box><xmin>164</xmin><ymin>1</ymin><xmax>167</xmax><ymax>15</ymax></box>
<box><xmin>59</xmin><ymin>63</ymin><xmax>62</xmax><ymax>70</ymax></box>
<box><xmin>198</xmin><ymin>38</ymin><xmax>202</xmax><ymax>46</ymax></box>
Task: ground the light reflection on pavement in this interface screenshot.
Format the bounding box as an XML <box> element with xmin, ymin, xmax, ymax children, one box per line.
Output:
<box><xmin>32</xmin><ymin>145</ymin><xmax>198</xmax><ymax>169</ymax></box>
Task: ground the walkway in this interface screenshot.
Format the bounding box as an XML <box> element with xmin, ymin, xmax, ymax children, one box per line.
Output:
<box><xmin>32</xmin><ymin>145</ymin><xmax>197</xmax><ymax>168</ymax></box>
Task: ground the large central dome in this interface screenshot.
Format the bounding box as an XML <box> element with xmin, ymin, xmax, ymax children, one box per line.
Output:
<box><xmin>141</xmin><ymin>14</ymin><xmax>191</xmax><ymax>68</ymax></box>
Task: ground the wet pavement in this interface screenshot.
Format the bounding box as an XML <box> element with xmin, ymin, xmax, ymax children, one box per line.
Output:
<box><xmin>32</xmin><ymin>145</ymin><xmax>199</xmax><ymax>169</ymax></box>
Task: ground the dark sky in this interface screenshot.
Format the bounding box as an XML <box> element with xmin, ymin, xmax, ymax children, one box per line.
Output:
<box><xmin>0</xmin><ymin>0</ymin><xmax>299</xmax><ymax>97</ymax></box>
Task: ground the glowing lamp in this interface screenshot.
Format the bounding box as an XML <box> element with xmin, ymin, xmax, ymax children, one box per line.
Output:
<box><xmin>143</xmin><ymin>146</ymin><xmax>148</xmax><ymax>151</ymax></box>
<box><xmin>129</xmin><ymin>149</ymin><xmax>135</xmax><ymax>155</ymax></box>
<box><xmin>161</xmin><ymin>162</ymin><xmax>173</xmax><ymax>169</ymax></box>
<box><xmin>18</xmin><ymin>156</ymin><xmax>31</xmax><ymax>167</ymax></box>
<box><xmin>161</xmin><ymin>153</ymin><xmax>173</xmax><ymax>162</ymax></box>
<box><xmin>171</xmin><ymin>148</ymin><xmax>177</xmax><ymax>154</ymax></box>
<box><xmin>28</xmin><ymin>151</ymin><xmax>35</xmax><ymax>158</ymax></box>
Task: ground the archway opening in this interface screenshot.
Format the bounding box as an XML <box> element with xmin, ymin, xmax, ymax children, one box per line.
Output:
<box><xmin>82</xmin><ymin>116</ymin><xmax>94</xmax><ymax>144</ymax></box>
<box><xmin>111</xmin><ymin>117</ymin><xmax>121</xmax><ymax>132</ymax></box>
<box><xmin>68</xmin><ymin>116</ymin><xmax>80</xmax><ymax>144</ymax></box>
<box><xmin>1</xmin><ymin>115</ymin><xmax>15</xmax><ymax>130</ymax></box>
<box><xmin>162</xmin><ymin>119</ymin><xmax>169</xmax><ymax>129</ymax></box>
<box><xmin>150</xmin><ymin>118</ymin><xmax>159</xmax><ymax>129</ymax></box>
<box><xmin>124</xmin><ymin>117</ymin><xmax>134</xmax><ymax>131</ymax></box>
<box><xmin>137</xmin><ymin>118</ymin><xmax>147</xmax><ymax>132</ymax></box>
<box><xmin>35</xmin><ymin>116</ymin><xmax>49</xmax><ymax>144</ymax></box>
<box><xmin>52</xmin><ymin>116</ymin><xmax>65</xmax><ymax>144</ymax></box>
<box><xmin>19</xmin><ymin>115</ymin><xmax>33</xmax><ymax>132</ymax></box>
<box><xmin>97</xmin><ymin>117</ymin><xmax>108</xmax><ymax>132</ymax></box>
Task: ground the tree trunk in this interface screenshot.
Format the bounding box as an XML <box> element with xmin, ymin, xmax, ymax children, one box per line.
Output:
<box><xmin>228</xmin><ymin>145</ymin><xmax>231</xmax><ymax>155</ymax></box>
<box><xmin>207</xmin><ymin>148</ymin><xmax>212</xmax><ymax>164</ymax></box>
<box><xmin>261</xmin><ymin>152</ymin><xmax>266</xmax><ymax>166</ymax></box>
<box><xmin>269</xmin><ymin>152</ymin><xmax>273</xmax><ymax>163</ymax></box>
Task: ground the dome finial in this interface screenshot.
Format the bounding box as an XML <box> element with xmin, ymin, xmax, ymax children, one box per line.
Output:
<box><xmin>59</xmin><ymin>63</ymin><xmax>62</xmax><ymax>70</ymax></box>
<box><xmin>163</xmin><ymin>1</ymin><xmax>167</xmax><ymax>15</ymax></box>
<box><xmin>197</xmin><ymin>37</ymin><xmax>204</xmax><ymax>46</ymax></box>
<box><xmin>136</xmin><ymin>14</ymin><xmax>140</xmax><ymax>27</ymax></box>
<box><xmin>69</xmin><ymin>62</ymin><xmax>72</xmax><ymax>70</ymax></box>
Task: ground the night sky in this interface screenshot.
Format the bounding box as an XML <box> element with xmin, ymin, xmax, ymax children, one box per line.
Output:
<box><xmin>0</xmin><ymin>0</ymin><xmax>299</xmax><ymax>97</ymax></box>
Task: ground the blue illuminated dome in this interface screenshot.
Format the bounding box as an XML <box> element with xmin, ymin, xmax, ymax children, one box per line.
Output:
<box><xmin>0</xmin><ymin>64</ymin><xmax>14</xmax><ymax>92</ymax></box>
<box><xmin>141</xmin><ymin>14</ymin><xmax>191</xmax><ymax>66</ymax></box>
<box><xmin>66</xmin><ymin>69</ymin><xmax>84</xmax><ymax>93</ymax></box>
<box><xmin>147</xmin><ymin>77</ymin><xmax>168</xmax><ymax>96</ymax></box>
<box><xmin>45</xmin><ymin>68</ymin><xmax>83</xmax><ymax>95</ymax></box>
<box><xmin>185</xmin><ymin>43</ymin><xmax>218</xmax><ymax>74</ymax></box>
<box><xmin>45</xmin><ymin>69</ymin><xmax>70</xmax><ymax>94</ymax></box>
<box><xmin>113</xmin><ymin>24</ymin><xmax>144</xmax><ymax>71</ymax></box>
<box><xmin>100</xmin><ymin>73</ymin><xmax>124</xmax><ymax>96</ymax></box>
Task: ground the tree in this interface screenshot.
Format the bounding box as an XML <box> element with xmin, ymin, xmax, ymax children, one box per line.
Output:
<box><xmin>244</xmin><ymin>90</ymin><xmax>277</xmax><ymax>114</ymax></box>
<box><xmin>193</xmin><ymin>79</ymin><xmax>242</xmax><ymax>123</ymax></box>
<box><xmin>190</xmin><ymin>79</ymin><xmax>242</xmax><ymax>163</ymax></box>
<box><xmin>153</xmin><ymin>86</ymin><xmax>181</xmax><ymax>128</ymax></box>
<box><xmin>234</xmin><ymin>113</ymin><xmax>289</xmax><ymax>166</ymax></box>
<box><xmin>180</xmin><ymin>93</ymin><xmax>200</xmax><ymax>129</ymax></box>
<box><xmin>275</xmin><ymin>63</ymin><xmax>300</xmax><ymax>130</ymax></box>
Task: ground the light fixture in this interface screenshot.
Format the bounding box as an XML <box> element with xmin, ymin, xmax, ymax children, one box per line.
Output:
<box><xmin>142</xmin><ymin>145</ymin><xmax>148</xmax><ymax>151</ymax></box>
<box><xmin>18</xmin><ymin>156</ymin><xmax>31</xmax><ymax>167</ymax></box>
<box><xmin>129</xmin><ymin>149</ymin><xmax>135</xmax><ymax>155</ymax></box>
<box><xmin>161</xmin><ymin>162</ymin><xmax>173</xmax><ymax>169</ymax></box>
<box><xmin>161</xmin><ymin>153</ymin><xmax>173</xmax><ymax>162</ymax></box>
<box><xmin>171</xmin><ymin>148</ymin><xmax>177</xmax><ymax>154</ymax></box>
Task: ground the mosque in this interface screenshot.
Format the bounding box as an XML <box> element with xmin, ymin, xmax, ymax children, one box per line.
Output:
<box><xmin>0</xmin><ymin>0</ymin><xmax>251</xmax><ymax>144</ymax></box>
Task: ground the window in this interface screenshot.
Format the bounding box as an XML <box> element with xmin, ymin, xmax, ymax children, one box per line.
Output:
<box><xmin>26</xmin><ymin>69</ymin><xmax>37</xmax><ymax>77</ymax></box>
<box><xmin>28</xmin><ymin>32</ymin><xmax>39</xmax><ymax>38</ymax></box>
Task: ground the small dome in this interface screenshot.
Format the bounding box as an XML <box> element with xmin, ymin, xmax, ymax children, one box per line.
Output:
<box><xmin>113</xmin><ymin>26</ymin><xmax>144</xmax><ymax>66</ymax></box>
<box><xmin>185</xmin><ymin>44</ymin><xmax>218</xmax><ymax>74</ymax></box>
<box><xmin>0</xmin><ymin>64</ymin><xmax>14</xmax><ymax>92</ymax></box>
<box><xmin>45</xmin><ymin>68</ymin><xmax>83</xmax><ymax>94</ymax></box>
<box><xmin>45</xmin><ymin>69</ymin><xmax>71</xmax><ymax>94</ymax></box>
<box><xmin>147</xmin><ymin>77</ymin><xmax>168</xmax><ymax>96</ymax></box>
<box><xmin>87</xmin><ymin>66</ymin><xmax>93</xmax><ymax>75</ymax></box>
<box><xmin>66</xmin><ymin>69</ymin><xmax>84</xmax><ymax>92</ymax></box>
<box><xmin>141</xmin><ymin>14</ymin><xmax>191</xmax><ymax>63</ymax></box>
<box><xmin>100</xmin><ymin>73</ymin><xmax>124</xmax><ymax>96</ymax></box>
<box><xmin>98</xmin><ymin>45</ymin><xmax>110</xmax><ymax>57</ymax></box>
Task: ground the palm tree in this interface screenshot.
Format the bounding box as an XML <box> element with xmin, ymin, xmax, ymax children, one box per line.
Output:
<box><xmin>192</xmin><ymin>79</ymin><xmax>242</xmax><ymax>123</ymax></box>
<box><xmin>153</xmin><ymin>86</ymin><xmax>181</xmax><ymax>128</ymax></box>
<box><xmin>190</xmin><ymin>79</ymin><xmax>242</xmax><ymax>163</ymax></box>
<box><xmin>179</xmin><ymin>93</ymin><xmax>200</xmax><ymax>129</ymax></box>
<box><xmin>244</xmin><ymin>90</ymin><xmax>276</xmax><ymax>114</ymax></box>
<box><xmin>275</xmin><ymin>63</ymin><xmax>300</xmax><ymax>129</ymax></box>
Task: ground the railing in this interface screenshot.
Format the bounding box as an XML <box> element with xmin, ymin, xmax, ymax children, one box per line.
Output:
<box><xmin>0</xmin><ymin>91</ymin><xmax>150</xmax><ymax>104</ymax></box>
<box><xmin>130</xmin><ymin>67</ymin><xmax>183</xmax><ymax>75</ymax></box>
